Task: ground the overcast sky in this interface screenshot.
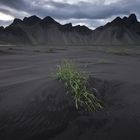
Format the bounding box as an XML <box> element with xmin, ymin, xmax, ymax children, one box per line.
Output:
<box><xmin>0</xmin><ymin>0</ymin><xmax>140</xmax><ymax>29</ymax></box>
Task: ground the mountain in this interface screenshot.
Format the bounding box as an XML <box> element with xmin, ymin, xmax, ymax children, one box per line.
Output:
<box><xmin>0</xmin><ymin>14</ymin><xmax>140</xmax><ymax>45</ymax></box>
<box><xmin>94</xmin><ymin>14</ymin><xmax>140</xmax><ymax>45</ymax></box>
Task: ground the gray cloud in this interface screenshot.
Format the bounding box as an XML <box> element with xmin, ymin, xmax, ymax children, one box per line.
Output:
<box><xmin>0</xmin><ymin>0</ymin><xmax>140</xmax><ymax>28</ymax></box>
<box><xmin>23</xmin><ymin>0</ymin><xmax>140</xmax><ymax>19</ymax></box>
<box><xmin>0</xmin><ymin>0</ymin><xmax>28</xmax><ymax>11</ymax></box>
<box><xmin>0</xmin><ymin>20</ymin><xmax>12</xmax><ymax>26</ymax></box>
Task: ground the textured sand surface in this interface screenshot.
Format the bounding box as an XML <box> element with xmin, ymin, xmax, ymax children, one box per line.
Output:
<box><xmin>0</xmin><ymin>46</ymin><xmax>140</xmax><ymax>140</ymax></box>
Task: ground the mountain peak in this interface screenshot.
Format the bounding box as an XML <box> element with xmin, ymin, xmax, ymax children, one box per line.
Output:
<box><xmin>122</xmin><ymin>13</ymin><xmax>138</xmax><ymax>27</ymax></box>
<box><xmin>64</xmin><ymin>23</ymin><xmax>72</xmax><ymax>26</ymax></box>
<box><xmin>107</xmin><ymin>14</ymin><xmax>138</xmax><ymax>27</ymax></box>
<box><xmin>23</xmin><ymin>15</ymin><xmax>41</xmax><ymax>25</ymax></box>
<box><xmin>113</xmin><ymin>17</ymin><xmax>122</xmax><ymax>23</ymax></box>
<box><xmin>13</xmin><ymin>18</ymin><xmax>22</xmax><ymax>23</ymax></box>
<box><xmin>128</xmin><ymin>13</ymin><xmax>137</xmax><ymax>22</ymax></box>
<box><xmin>10</xmin><ymin>18</ymin><xmax>22</xmax><ymax>26</ymax></box>
<box><xmin>107</xmin><ymin>17</ymin><xmax>123</xmax><ymax>26</ymax></box>
<box><xmin>60</xmin><ymin>23</ymin><xmax>73</xmax><ymax>31</ymax></box>
<box><xmin>42</xmin><ymin>16</ymin><xmax>58</xmax><ymax>24</ymax></box>
<box><xmin>74</xmin><ymin>25</ymin><xmax>92</xmax><ymax>34</ymax></box>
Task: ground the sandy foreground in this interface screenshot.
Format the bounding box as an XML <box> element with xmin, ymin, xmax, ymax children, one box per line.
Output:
<box><xmin>0</xmin><ymin>45</ymin><xmax>140</xmax><ymax>140</ymax></box>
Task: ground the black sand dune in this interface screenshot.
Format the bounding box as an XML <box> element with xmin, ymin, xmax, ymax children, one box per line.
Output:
<box><xmin>0</xmin><ymin>46</ymin><xmax>140</xmax><ymax>140</ymax></box>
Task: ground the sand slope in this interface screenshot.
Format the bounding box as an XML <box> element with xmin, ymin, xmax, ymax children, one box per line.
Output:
<box><xmin>0</xmin><ymin>46</ymin><xmax>140</xmax><ymax>140</ymax></box>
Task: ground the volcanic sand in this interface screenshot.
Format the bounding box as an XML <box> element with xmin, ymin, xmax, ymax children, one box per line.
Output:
<box><xmin>0</xmin><ymin>45</ymin><xmax>140</xmax><ymax>140</ymax></box>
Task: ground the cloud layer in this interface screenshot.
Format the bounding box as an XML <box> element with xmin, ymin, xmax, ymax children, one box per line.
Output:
<box><xmin>0</xmin><ymin>0</ymin><xmax>140</xmax><ymax>28</ymax></box>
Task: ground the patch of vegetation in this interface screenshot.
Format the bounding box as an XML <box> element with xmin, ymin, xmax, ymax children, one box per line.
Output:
<box><xmin>46</xmin><ymin>48</ymin><xmax>55</xmax><ymax>53</ymax></box>
<box><xmin>97</xmin><ymin>59</ymin><xmax>112</xmax><ymax>64</ymax></box>
<box><xmin>106</xmin><ymin>47</ymin><xmax>130</xmax><ymax>55</ymax></box>
<box><xmin>56</xmin><ymin>60</ymin><xmax>102</xmax><ymax>112</ymax></box>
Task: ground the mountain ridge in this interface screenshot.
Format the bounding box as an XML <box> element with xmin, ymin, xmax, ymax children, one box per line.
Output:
<box><xmin>0</xmin><ymin>13</ymin><xmax>140</xmax><ymax>45</ymax></box>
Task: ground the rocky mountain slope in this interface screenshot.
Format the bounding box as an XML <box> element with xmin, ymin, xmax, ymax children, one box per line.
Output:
<box><xmin>94</xmin><ymin>14</ymin><xmax>140</xmax><ymax>45</ymax></box>
<box><xmin>0</xmin><ymin>14</ymin><xmax>140</xmax><ymax>45</ymax></box>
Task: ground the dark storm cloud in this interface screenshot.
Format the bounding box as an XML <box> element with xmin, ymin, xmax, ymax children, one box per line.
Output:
<box><xmin>37</xmin><ymin>0</ymin><xmax>140</xmax><ymax>19</ymax></box>
<box><xmin>0</xmin><ymin>0</ymin><xmax>27</xmax><ymax>11</ymax></box>
<box><xmin>0</xmin><ymin>7</ymin><xmax>11</xmax><ymax>15</ymax></box>
<box><xmin>0</xmin><ymin>0</ymin><xmax>140</xmax><ymax>28</ymax></box>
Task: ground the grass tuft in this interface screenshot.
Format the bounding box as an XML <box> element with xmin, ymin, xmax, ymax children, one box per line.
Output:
<box><xmin>56</xmin><ymin>60</ymin><xmax>102</xmax><ymax>112</ymax></box>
